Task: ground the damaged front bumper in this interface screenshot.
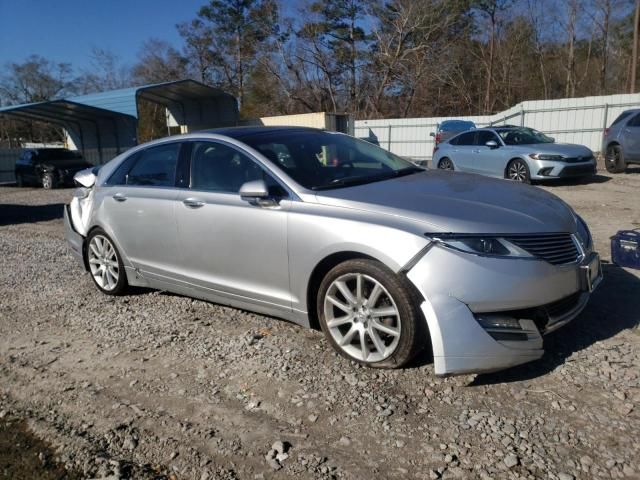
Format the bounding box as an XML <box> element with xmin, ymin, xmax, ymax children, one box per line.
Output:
<box><xmin>63</xmin><ymin>204</ymin><xmax>86</xmax><ymax>270</ymax></box>
<box><xmin>407</xmin><ymin>243</ymin><xmax>601</xmax><ymax>376</ymax></box>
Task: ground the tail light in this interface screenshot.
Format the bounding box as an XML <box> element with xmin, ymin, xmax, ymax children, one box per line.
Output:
<box><xmin>604</xmin><ymin>128</ymin><xmax>609</xmax><ymax>137</ymax></box>
<box><xmin>435</xmin><ymin>132</ymin><xmax>443</xmax><ymax>145</ymax></box>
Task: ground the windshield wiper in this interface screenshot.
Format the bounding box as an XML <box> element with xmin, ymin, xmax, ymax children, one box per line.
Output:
<box><xmin>312</xmin><ymin>166</ymin><xmax>423</xmax><ymax>190</ymax></box>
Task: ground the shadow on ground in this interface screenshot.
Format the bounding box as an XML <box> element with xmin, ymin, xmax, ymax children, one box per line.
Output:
<box><xmin>0</xmin><ymin>203</ymin><xmax>65</xmax><ymax>226</ymax></box>
<box><xmin>470</xmin><ymin>262</ymin><xmax>640</xmax><ymax>386</ymax></box>
<box><xmin>540</xmin><ymin>174</ymin><xmax>611</xmax><ymax>187</ymax></box>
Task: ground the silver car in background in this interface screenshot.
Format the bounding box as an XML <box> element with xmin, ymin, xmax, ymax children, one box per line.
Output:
<box><xmin>65</xmin><ymin>127</ymin><xmax>601</xmax><ymax>376</ymax></box>
<box><xmin>433</xmin><ymin>126</ymin><xmax>597</xmax><ymax>183</ymax></box>
<box><xmin>602</xmin><ymin>108</ymin><xmax>640</xmax><ymax>173</ymax></box>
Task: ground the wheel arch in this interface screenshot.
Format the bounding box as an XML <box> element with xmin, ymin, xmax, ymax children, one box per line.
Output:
<box><xmin>306</xmin><ymin>251</ymin><xmax>378</xmax><ymax>330</ymax></box>
<box><xmin>504</xmin><ymin>157</ymin><xmax>528</xmax><ymax>178</ymax></box>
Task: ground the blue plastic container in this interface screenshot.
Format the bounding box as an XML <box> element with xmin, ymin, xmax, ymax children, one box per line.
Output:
<box><xmin>611</xmin><ymin>230</ymin><xmax>640</xmax><ymax>270</ymax></box>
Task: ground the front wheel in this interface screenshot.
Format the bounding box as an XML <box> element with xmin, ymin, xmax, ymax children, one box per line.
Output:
<box><xmin>605</xmin><ymin>145</ymin><xmax>627</xmax><ymax>173</ymax></box>
<box><xmin>506</xmin><ymin>159</ymin><xmax>531</xmax><ymax>183</ymax></box>
<box><xmin>86</xmin><ymin>229</ymin><xmax>128</xmax><ymax>295</ymax></box>
<box><xmin>317</xmin><ymin>259</ymin><xmax>424</xmax><ymax>368</ymax></box>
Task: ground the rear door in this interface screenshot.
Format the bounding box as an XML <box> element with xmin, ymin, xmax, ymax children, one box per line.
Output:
<box><xmin>99</xmin><ymin>141</ymin><xmax>183</xmax><ymax>281</ymax></box>
<box><xmin>449</xmin><ymin>132</ymin><xmax>477</xmax><ymax>171</ymax></box>
<box><xmin>472</xmin><ymin>130</ymin><xmax>507</xmax><ymax>177</ymax></box>
<box><xmin>623</xmin><ymin>113</ymin><xmax>640</xmax><ymax>160</ymax></box>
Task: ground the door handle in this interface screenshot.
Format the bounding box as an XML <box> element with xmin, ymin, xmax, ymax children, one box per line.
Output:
<box><xmin>472</xmin><ymin>149</ymin><xmax>480</xmax><ymax>153</ymax></box>
<box><xmin>183</xmin><ymin>198</ymin><xmax>205</xmax><ymax>209</ymax></box>
<box><xmin>113</xmin><ymin>193</ymin><xmax>127</xmax><ymax>202</ymax></box>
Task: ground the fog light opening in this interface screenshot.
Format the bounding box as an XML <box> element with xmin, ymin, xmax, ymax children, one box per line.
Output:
<box><xmin>537</xmin><ymin>167</ymin><xmax>554</xmax><ymax>176</ymax></box>
<box><xmin>476</xmin><ymin>314</ymin><xmax>529</xmax><ymax>341</ymax></box>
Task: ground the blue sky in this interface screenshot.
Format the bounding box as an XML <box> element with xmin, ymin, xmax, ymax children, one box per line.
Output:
<box><xmin>0</xmin><ymin>0</ymin><xmax>210</xmax><ymax>69</ymax></box>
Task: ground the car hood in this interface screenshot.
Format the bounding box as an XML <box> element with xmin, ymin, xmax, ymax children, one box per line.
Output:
<box><xmin>313</xmin><ymin>170</ymin><xmax>577</xmax><ymax>234</ymax></box>
<box><xmin>515</xmin><ymin>143</ymin><xmax>593</xmax><ymax>157</ymax></box>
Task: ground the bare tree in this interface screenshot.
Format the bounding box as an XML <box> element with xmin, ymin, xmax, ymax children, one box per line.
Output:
<box><xmin>632</xmin><ymin>0</ymin><xmax>640</xmax><ymax>92</ymax></box>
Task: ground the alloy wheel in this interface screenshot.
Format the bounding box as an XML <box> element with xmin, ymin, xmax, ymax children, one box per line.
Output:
<box><xmin>508</xmin><ymin>161</ymin><xmax>528</xmax><ymax>182</ymax></box>
<box><xmin>323</xmin><ymin>273</ymin><xmax>401</xmax><ymax>362</ymax></box>
<box><xmin>439</xmin><ymin>159</ymin><xmax>453</xmax><ymax>170</ymax></box>
<box><xmin>88</xmin><ymin>235</ymin><xmax>120</xmax><ymax>291</ymax></box>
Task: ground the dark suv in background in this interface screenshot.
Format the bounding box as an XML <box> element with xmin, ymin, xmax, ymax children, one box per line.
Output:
<box><xmin>602</xmin><ymin>108</ymin><xmax>640</xmax><ymax>173</ymax></box>
<box><xmin>15</xmin><ymin>148</ymin><xmax>91</xmax><ymax>189</ymax></box>
<box><xmin>430</xmin><ymin>120</ymin><xmax>476</xmax><ymax>149</ymax></box>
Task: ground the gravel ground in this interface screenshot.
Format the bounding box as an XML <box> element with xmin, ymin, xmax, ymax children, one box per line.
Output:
<box><xmin>0</xmin><ymin>169</ymin><xmax>639</xmax><ymax>480</ymax></box>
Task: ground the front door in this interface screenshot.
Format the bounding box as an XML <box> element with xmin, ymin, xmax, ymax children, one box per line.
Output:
<box><xmin>174</xmin><ymin>140</ymin><xmax>291</xmax><ymax>312</ymax></box>
<box><xmin>473</xmin><ymin>130</ymin><xmax>507</xmax><ymax>177</ymax></box>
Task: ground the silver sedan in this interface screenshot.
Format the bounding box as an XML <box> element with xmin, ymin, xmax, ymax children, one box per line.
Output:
<box><xmin>65</xmin><ymin>127</ymin><xmax>601</xmax><ymax>375</ymax></box>
<box><xmin>433</xmin><ymin>127</ymin><xmax>597</xmax><ymax>183</ymax></box>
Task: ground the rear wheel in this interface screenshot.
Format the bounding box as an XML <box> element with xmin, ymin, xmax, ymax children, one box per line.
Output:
<box><xmin>317</xmin><ymin>259</ymin><xmax>424</xmax><ymax>368</ymax></box>
<box><xmin>605</xmin><ymin>144</ymin><xmax>627</xmax><ymax>173</ymax></box>
<box><xmin>438</xmin><ymin>158</ymin><xmax>454</xmax><ymax>170</ymax></box>
<box><xmin>86</xmin><ymin>229</ymin><xmax>128</xmax><ymax>295</ymax></box>
<box><xmin>41</xmin><ymin>172</ymin><xmax>56</xmax><ymax>189</ymax></box>
<box><xmin>506</xmin><ymin>159</ymin><xmax>531</xmax><ymax>183</ymax></box>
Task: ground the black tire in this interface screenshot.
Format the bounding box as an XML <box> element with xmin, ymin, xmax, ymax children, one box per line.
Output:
<box><xmin>438</xmin><ymin>157</ymin><xmax>454</xmax><ymax>170</ymax></box>
<box><xmin>317</xmin><ymin>259</ymin><xmax>425</xmax><ymax>369</ymax></box>
<box><xmin>15</xmin><ymin>174</ymin><xmax>24</xmax><ymax>187</ymax></box>
<box><xmin>605</xmin><ymin>144</ymin><xmax>627</xmax><ymax>173</ymax></box>
<box><xmin>85</xmin><ymin>228</ymin><xmax>128</xmax><ymax>295</ymax></box>
<box><xmin>41</xmin><ymin>172</ymin><xmax>56</xmax><ymax>189</ymax></box>
<box><xmin>506</xmin><ymin>158</ymin><xmax>531</xmax><ymax>184</ymax></box>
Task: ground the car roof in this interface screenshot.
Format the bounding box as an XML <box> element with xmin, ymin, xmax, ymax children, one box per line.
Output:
<box><xmin>200</xmin><ymin>125</ymin><xmax>323</xmax><ymax>139</ymax></box>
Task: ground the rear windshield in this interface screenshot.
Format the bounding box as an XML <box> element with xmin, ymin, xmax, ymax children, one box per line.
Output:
<box><xmin>440</xmin><ymin>120</ymin><xmax>476</xmax><ymax>132</ymax></box>
<box><xmin>611</xmin><ymin>111</ymin><xmax>634</xmax><ymax>127</ymax></box>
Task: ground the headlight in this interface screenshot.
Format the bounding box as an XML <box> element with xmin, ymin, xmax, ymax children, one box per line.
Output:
<box><xmin>429</xmin><ymin>235</ymin><xmax>533</xmax><ymax>258</ymax></box>
<box><xmin>529</xmin><ymin>153</ymin><xmax>565</xmax><ymax>161</ymax></box>
<box><xmin>575</xmin><ymin>215</ymin><xmax>592</xmax><ymax>251</ymax></box>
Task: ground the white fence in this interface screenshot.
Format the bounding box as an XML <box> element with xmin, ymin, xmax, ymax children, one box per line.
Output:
<box><xmin>355</xmin><ymin>93</ymin><xmax>640</xmax><ymax>162</ymax></box>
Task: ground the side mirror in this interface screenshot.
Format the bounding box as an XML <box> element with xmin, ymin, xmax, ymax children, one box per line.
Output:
<box><xmin>485</xmin><ymin>140</ymin><xmax>499</xmax><ymax>149</ymax></box>
<box><xmin>239</xmin><ymin>179</ymin><xmax>269</xmax><ymax>200</ymax></box>
<box><xmin>429</xmin><ymin>132</ymin><xmax>435</xmax><ymax>137</ymax></box>
<box><xmin>74</xmin><ymin>168</ymin><xmax>97</xmax><ymax>188</ymax></box>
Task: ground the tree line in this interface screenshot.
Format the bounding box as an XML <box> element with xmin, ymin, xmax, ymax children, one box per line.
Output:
<box><xmin>1</xmin><ymin>0</ymin><xmax>639</xmax><ymax>146</ymax></box>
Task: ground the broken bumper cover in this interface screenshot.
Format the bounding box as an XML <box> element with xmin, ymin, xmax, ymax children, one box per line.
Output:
<box><xmin>64</xmin><ymin>204</ymin><xmax>86</xmax><ymax>269</ymax></box>
<box><xmin>407</xmin><ymin>244</ymin><xmax>600</xmax><ymax>376</ymax></box>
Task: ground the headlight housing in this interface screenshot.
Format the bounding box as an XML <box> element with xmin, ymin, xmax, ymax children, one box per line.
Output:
<box><xmin>429</xmin><ymin>235</ymin><xmax>533</xmax><ymax>258</ymax></box>
<box><xmin>529</xmin><ymin>153</ymin><xmax>565</xmax><ymax>161</ymax></box>
<box><xmin>575</xmin><ymin>215</ymin><xmax>592</xmax><ymax>251</ymax></box>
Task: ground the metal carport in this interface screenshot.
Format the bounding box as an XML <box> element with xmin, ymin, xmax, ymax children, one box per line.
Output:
<box><xmin>0</xmin><ymin>79</ymin><xmax>239</xmax><ymax>165</ymax></box>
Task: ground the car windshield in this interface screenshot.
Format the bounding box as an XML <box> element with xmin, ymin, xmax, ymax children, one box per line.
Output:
<box><xmin>235</xmin><ymin>130</ymin><xmax>422</xmax><ymax>190</ymax></box>
<box><xmin>440</xmin><ymin>120</ymin><xmax>475</xmax><ymax>132</ymax></box>
<box><xmin>496</xmin><ymin>128</ymin><xmax>554</xmax><ymax>145</ymax></box>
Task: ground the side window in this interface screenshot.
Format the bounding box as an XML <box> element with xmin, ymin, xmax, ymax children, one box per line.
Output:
<box><xmin>475</xmin><ymin>131</ymin><xmax>499</xmax><ymax>145</ymax></box>
<box><xmin>628</xmin><ymin>113</ymin><xmax>640</xmax><ymax>127</ymax></box>
<box><xmin>126</xmin><ymin>143</ymin><xmax>180</xmax><ymax>187</ymax></box>
<box><xmin>190</xmin><ymin>141</ymin><xmax>271</xmax><ymax>194</ymax></box>
<box><xmin>456</xmin><ymin>132</ymin><xmax>476</xmax><ymax>146</ymax></box>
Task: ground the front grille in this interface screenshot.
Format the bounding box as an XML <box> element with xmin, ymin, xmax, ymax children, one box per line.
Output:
<box><xmin>545</xmin><ymin>291</ymin><xmax>582</xmax><ymax>319</ymax></box>
<box><xmin>506</xmin><ymin>233</ymin><xmax>580</xmax><ymax>265</ymax></box>
<box><xmin>563</xmin><ymin>155</ymin><xmax>594</xmax><ymax>164</ymax></box>
<box><xmin>559</xmin><ymin>164</ymin><xmax>596</xmax><ymax>177</ymax></box>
